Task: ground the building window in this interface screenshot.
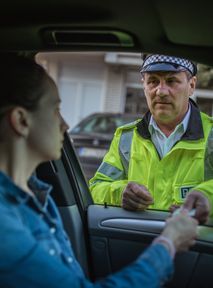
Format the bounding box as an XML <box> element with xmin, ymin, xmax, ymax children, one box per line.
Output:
<box><xmin>125</xmin><ymin>87</ymin><xmax>148</xmax><ymax>114</ymax></box>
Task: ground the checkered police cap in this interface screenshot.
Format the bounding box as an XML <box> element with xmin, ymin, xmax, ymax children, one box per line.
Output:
<box><xmin>140</xmin><ymin>54</ymin><xmax>197</xmax><ymax>76</ymax></box>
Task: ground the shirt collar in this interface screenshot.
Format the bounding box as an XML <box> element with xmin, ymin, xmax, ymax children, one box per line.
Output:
<box><xmin>148</xmin><ymin>104</ymin><xmax>191</xmax><ymax>136</ymax></box>
<box><xmin>28</xmin><ymin>174</ymin><xmax>52</xmax><ymax>208</ymax></box>
<box><xmin>0</xmin><ymin>171</ymin><xmax>52</xmax><ymax>205</ymax></box>
<box><xmin>137</xmin><ymin>98</ymin><xmax>204</xmax><ymax>140</ymax></box>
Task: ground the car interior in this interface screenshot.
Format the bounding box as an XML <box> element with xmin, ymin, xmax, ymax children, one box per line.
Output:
<box><xmin>1</xmin><ymin>0</ymin><xmax>213</xmax><ymax>287</ymax></box>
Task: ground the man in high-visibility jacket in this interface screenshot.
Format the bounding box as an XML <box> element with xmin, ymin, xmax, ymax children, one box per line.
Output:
<box><xmin>89</xmin><ymin>54</ymin><xmax>213</xmax><ymax>224</ymax></box>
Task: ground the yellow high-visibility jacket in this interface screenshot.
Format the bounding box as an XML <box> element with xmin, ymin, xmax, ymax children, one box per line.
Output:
<box><xmin>89</xmin><ymin>101</ymin><xmax>213</xmax><ymax>213</ymax></box>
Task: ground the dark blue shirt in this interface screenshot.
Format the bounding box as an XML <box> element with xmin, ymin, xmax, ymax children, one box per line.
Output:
<box><xmin>0</xmin><ymin>171</ymin><xmax>173</xmax><ymax>287</ymax></box>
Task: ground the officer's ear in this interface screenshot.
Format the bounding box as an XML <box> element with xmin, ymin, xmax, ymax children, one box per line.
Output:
<box><xmin>141</xmin><ymin>78</ymin><xmax>145</xmax><ymax>89</ymax></box>
<box><xmin>140</xmin><ymin>73</ymin><xmax>145</xmax><ymax>85</ymax></box>
<box><xmin>189</xmin><ymin>76</ymin><xmax>197</xmax><ymax>96</ymax></box>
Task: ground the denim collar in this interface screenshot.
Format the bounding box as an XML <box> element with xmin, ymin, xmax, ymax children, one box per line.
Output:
<box><xmin>0</xmin><ymin>171</ymin><xmax>52</xmax><ymax>207</ymax></box>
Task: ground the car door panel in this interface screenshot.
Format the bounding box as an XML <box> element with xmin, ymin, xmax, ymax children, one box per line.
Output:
<box><xmin>88</xmin><ymin>205</ymin><xmax>213</xmax><ymax>288</ymax></box>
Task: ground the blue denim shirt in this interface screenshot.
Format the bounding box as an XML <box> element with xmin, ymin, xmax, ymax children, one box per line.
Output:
<box><xmin>0</xmin><ymin>171</ymin><xmax>173</xmax><ymax>287</ymax></box>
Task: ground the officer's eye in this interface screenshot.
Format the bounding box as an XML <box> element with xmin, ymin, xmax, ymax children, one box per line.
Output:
<box><xmin>147</xmin><ymin>78</ymin><xmax>158</xmax><ymax>85</ymax></box>
<box><xmin>166</xmin><ymin>78</ymin><xmax>178</xmax><ymax>84</ymax></box>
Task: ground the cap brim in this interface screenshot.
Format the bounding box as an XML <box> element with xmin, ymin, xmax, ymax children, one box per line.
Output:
<box><xmin>140</xmin><ymin>63</ymin><xmax>186</xmax><ymax>73</ymax></box>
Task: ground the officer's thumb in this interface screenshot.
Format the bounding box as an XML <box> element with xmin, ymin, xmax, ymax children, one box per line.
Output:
<box><xmin>182</xmin><ymin>193</ymin><xmax>195</xmax><ymax>211</ymax></box>
<box><xmin>142</xmin><ymin>190</ymin><xmax>154</xmax><ymax>202</ymax></box>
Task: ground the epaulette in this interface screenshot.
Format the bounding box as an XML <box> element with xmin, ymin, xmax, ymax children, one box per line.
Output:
<box><xmin>117</xmin><ymin>119</ymin><xmax>142</xmax><ymax>131</ymax></box>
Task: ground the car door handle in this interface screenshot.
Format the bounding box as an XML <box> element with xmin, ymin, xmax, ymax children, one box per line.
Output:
<box><xmin>101</xmin><ymin>218</ymin><xmax>165</xmax><ymax>234</ymax></box>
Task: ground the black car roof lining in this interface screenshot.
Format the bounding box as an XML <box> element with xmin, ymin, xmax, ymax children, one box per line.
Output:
<box><xmin>0</xmin><ymin>0</ymin><xmax>213</xmax><ymax>65</ymax></box>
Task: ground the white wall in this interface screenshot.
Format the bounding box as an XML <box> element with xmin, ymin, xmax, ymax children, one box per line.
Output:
<box><xmin>59</xmin><ymin>79</ymin><xmax>103</xmax><ymax>129</ymax></box>
<box><xmin>103</xmin><ymin>65</ymin><xmax>126</xmax><ymax>112</ymax></box>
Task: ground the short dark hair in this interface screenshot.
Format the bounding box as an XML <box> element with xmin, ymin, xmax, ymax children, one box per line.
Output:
<box><xmin>0</xmin><ymin>54</ymin><xmax>51</xmax><ymax>114</ymax></box>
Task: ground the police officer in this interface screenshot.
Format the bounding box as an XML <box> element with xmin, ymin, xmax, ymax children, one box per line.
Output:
<box><xmin>90</xmin><ymin>54</ymin><xmax>213</xmax><ymax>224</ymax></box>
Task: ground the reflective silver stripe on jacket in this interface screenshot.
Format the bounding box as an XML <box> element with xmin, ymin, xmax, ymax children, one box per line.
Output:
<box><xmin>205</xmin><ymin>128</ymin><xmax>213</xmax><ymax>180</ymax></box>
<box><xmin>96</xmin><ymin>162</ymin><xmax>125</xmax><ymax>180</ymax></box>
<box><xmin>91</xmin><ymin>129</ymin><xmax>134</xmax><ymax>182</ymax></box>
<box><xmin>119</xmin><ymin>129</ymin><xmax>134</xmax><ymax>176</ymax></box>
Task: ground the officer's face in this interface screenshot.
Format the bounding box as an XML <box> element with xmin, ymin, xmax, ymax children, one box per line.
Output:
<box><xmin>142</xmin><ymin>71</ymin><xmax>196</xmax><ymax>127</ymax></box>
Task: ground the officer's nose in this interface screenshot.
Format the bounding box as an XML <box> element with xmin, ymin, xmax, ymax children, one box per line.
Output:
<box><xmin>156</xmin><ymin>82</ymin><xmax>169</xmax><ymax>97</ymax></box>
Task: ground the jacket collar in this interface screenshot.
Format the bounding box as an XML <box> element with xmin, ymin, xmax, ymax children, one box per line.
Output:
<box><xmin>137</xmin><ymin>99</ymin><xmax>204</xmax><ymax>140</ymax></box>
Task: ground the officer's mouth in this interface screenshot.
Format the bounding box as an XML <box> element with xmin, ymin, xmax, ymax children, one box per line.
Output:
<box><xmin>154</xmin><ymin>101</ymin><xmax>172</xmax><ymax>106</ymax></box>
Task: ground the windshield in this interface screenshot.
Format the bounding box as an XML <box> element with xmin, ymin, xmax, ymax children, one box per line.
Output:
<box><xmin>71</xmin><ymin>115</ymin><xmax>141</xmax><ymax>134</ymax></box>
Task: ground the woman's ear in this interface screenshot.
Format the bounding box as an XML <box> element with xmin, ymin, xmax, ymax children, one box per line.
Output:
<box><xmin>8</xmin><ymin>107</ymin><xmax>31</xmax><ymax>137</ymax></box>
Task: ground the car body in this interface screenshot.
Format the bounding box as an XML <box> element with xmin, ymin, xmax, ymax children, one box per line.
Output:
<box><xmin>69</xmin><ymin>113</ymin><xmax>143</xmax><ymax>179</ymax></box>
<box><xmin>1</xmin><ymin>0</ymin><xmax>213</xmax><ymax>287</ymax></box>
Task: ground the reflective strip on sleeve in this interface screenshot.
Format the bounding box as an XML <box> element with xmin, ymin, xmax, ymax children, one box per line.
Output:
<box><xmin>119</xmin><ymin>129</ymin><xmax>134</xmax><ymax>176</ymax></box>
<box><xmin>97</xmin><ymin>162</ymin><xmax>125</xmax><ymax>180</ymax></box>
<box><xmin>205</xmin><ymin>128</ymin><xmax>213</xmax><ymax>180</ymax></box>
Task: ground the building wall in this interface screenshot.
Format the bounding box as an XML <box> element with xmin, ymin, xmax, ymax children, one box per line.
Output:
<box><xmin>37</xmin><ymin>52</ymin><xmax>128</xmax><ymax>129</ymax></box>
<box><xmin>104</xmin><ymin>65</ymin><xmax>126</xmax><ymax>112</ymax></box>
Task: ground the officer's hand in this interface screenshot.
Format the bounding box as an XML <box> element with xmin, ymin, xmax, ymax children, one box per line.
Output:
<box><xmin>122</xmin><ymin>182</ymin><xmax>154</xmax><ymax>211</ymax></box>
<box><xmin>161</xmin><ymin>212</ymin><xmax>198</xmax><ymax>252</ymax></box>
<box><xmin>169</xmin><ymin>204</ymin><xmax>181</xmax><ymax>213</ymax></box>
<box><xmin>182</xmin><ymin>190</ymin><xmax>210</xmax><ymax>224</ymax></box>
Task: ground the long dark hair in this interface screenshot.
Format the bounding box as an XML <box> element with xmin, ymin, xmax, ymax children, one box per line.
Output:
<box><xmin>0</xmin><ymin>54</ymin><xmax>50</xmax><ymax>114</ymax></box>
